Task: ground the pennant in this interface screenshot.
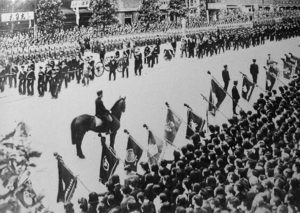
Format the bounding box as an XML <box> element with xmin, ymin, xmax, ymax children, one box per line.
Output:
<box><xmin>125</xmin><ymin>136</ymin><xmax>143</xmax><ymax>172</ymax></box>
<box><xmin>57</xmin><ymin>160</ymin><xmax>77</xmax><ymax>203</ymax></box>
<box><xmin>148</xmin><ymin>130</ymin><xmax>164</xmax><ymax>165</ymax></box>
<box><xmin>186</xmin><ymin>110</ymin><xmax>205</xmax><ymax>139</ymax></box>
<box><xmin>99</xmin><ymin>144</ymin><xmax>119</xmax><ymax>184</ymax></box>
<box><xmin>266</xmin><ymin>72</ymin><xmax>276</xmax><ymax>91</ymax></box>
<box><xmin>164</xmin><ymin>108</ymin><xmax>182</xmax><ymax>143</ymax></box>
<box><xmin>241</xmin><ymin>76</ymin><xmax>255</xmax><ymax>101</ymax></box>
<box><xmin>208</xmin><ymin>79</ymin><xmax>226</xmax><ymax>116</ymax></box>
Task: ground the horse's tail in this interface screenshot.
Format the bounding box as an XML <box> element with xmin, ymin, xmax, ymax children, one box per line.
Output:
<box><xmin>71</xmin><ymin>118</ymin><xmax>77</xmax><ymax>145</ymax></box>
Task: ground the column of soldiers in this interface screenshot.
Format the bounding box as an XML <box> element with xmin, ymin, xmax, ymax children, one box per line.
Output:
<box><xmin>0</xmin><ymin>18</ymin><xmax>299</xmax><ymax>96</ymax></box>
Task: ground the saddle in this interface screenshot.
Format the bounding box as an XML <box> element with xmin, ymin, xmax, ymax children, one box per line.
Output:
<box><xmin>94</xmin><ymin>114</ymin><xmax>113</xmax><ymax>128</ymax></box>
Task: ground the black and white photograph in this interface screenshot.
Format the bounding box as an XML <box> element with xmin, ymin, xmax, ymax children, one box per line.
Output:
<box><xmin>1</xmin><ymin>0</ymin><xmax>300</xmax><ymax>212</ymax></box>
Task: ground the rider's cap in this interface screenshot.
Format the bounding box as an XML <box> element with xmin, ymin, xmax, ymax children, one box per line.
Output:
<box><xmin>97</xmin><ymin>90</ymin><xmax>103</xmax><ymax>96</ymax></box>
<box><xmin>253</xmin><ymin>59</ymin><xmax>256</xmax><ymax>62</ymax></box>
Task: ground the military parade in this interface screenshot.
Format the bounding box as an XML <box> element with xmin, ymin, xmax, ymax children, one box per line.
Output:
<box><xmin>2</xmin><ymin>0</ymin><xmax>300</xmax><ymax>212</ymax></box>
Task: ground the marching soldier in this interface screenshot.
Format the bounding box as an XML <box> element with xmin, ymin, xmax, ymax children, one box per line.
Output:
<box><xmin>122</xmin><ymin>51</ymin><xmax>129</xmax><ymax>78</ymax></box>
<box><xmin>26</xmin><ymin>65</ymin><xmax>35</xmax><ymax>96</ymax></box>
<box><xmin>108</xmin><ymin>57</ymin><xmax>118</xmax><ymax>81</ymax></box>
<box><xmin>45</xmin><ymin>64</ymin><xmax>52</xmax><ymax>92</ymax></box>
<box><xmin>0</xmin><ymin>65</ymin><xmax>5</xmax><ymax>92</ymax></box>
<box><xmin>18</xmin><ymin>65</ymin><xmax>27</xmax><ymax>95</ymax></box>
<box><xmin>134</xmin><ymin>48</ymin><xmax>143</xmax><ymax>76</ymax></box>
<box><xmin>10</xmin><ymin>63</ymin><xmax>18</xmax><ymax>88</ymax></box>
<box><xmin>51</xmin><ymin>66</ymin><xmax>59</xmax><ymax>99</ymax></box>
<box><xmin>89</xmin><ymin>56</ymin><xmax>95</xmax><ymax>81</ymax></box>
<box><xmin>37</xmin><ymin>66</ymin><xmax>45</xmax><ymax>97</ymax></box>
<box><xmin>60</xmin><ymin>61</ymin><xmax>69</xmax><ymax>89</ymax></box>
<box><xmin>76</xmin><ymin>56</ymin><xmax>83</xmax><ymax>84</ymax></box>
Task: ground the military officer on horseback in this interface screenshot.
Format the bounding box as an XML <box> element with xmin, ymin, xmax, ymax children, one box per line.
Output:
<box><xmin>95</xmin><ymin>90</ymin><xmax>112</xmax><ymax>134</ymax></box>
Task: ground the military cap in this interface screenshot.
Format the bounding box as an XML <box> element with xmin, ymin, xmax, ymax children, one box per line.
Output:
<box><xmin>97</xmin><ymin>90</ymin><xmax>103</xmax><ymax>96</ymax></box>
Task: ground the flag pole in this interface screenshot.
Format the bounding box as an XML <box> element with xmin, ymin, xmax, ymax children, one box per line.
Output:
<box><xmin>164</xmin><ymin>138</ymin><xmax>181</xmax><ymax>151</ymax></box>
<box><xmin>208</xmin><ymin>71</ymin><xmax>244</xmax><ymax>111</ymax></box>
<box><xmin>239</xmin><ymin>71</ymin><xmax>267</xmax><ymax>93</ymax></box>
<box><xmin>124</xmin><ymin>129</ymin><xmax>159</xmax><ymax>162</ymax></box>
<box><xmin>200</xmin><ymin>93</ymin><xmax>230</xmax><ymax>120</ymax></box>
<box><xmin>53</xmin><ymin>153</ymin><xmax>90</xmax><ymax>193</ymax></box>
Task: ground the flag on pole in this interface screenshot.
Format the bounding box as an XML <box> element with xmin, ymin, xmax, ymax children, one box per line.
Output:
<box><xmin>148</xmin><ymin>130</ymin><xmax>164</xmax><ymax>165</ymax></box>
<box><xmin>125</xmin><ymin>136</ymin><xmax>143</xmax><ymax>172</ymax></box>
<box><xmin>282</xmin><ymin>61</ymin><xmax>295</xmax><ymax>79</ymax></box>
<box><xmin>57</xmin><ymin>160</ymin><xmax>77</xmax><ymax>203</ymax></box>
<box><xmin>266</xmin><ymin>72</ymin><xmax>276</xmax><ymax>91</ymax></box>
<box><xmin>208</xmin><ymin>79</ymin><xmax>226</xmax><ymax>116</ymax></box>
<box><xmin>241</xmin><ymin>76</ymin><xmax>255</xmax><ymax>101</ymax></box>
<box><xmin>164</xmin><ymin>108</ymin><xmax>182</xmax><ymax>143</ymax></box>
<box><xmin>186</xmin><ymin>110</ymin><xmax>206</xmax><ymax>139</ymax></box>
<box><xmin>99</xmin><ymin>143</ymin><xmax>119</xmax><ymax>184</ymax></box>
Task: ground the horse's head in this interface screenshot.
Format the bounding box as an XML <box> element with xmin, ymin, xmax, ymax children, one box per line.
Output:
<box><xmin>111</xmin><ymin>96</ymin><xmax>126</xmax><ymax>114</ymax></box>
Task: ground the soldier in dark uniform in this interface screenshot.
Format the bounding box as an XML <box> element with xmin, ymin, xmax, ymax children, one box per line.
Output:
<box><xmin>10</xmin><ymin>63</ymin><xmax>18</xmax><ymax>88</ymax></box>
<box><xmin>108</xmin><ymin>57</ymin><xmax>118</xmax><ymax>81</ymax></box>
<box><xmin>222</xmin><ymin>65</ymin><xmax>230</xmax><ymax>92</ymax></box>
<box><xmin>152</xmin><ymin>45</ymin><xmax>159</xmax><ymax>65</ymax></box>
<box><xmin>188</xmin><ymin>37</ymin><xmax>195</xmax><ymax>58</ymax></box>
<box><xmin>37</xmin><ymin>66</ymin><xmax>45</xmax><ymax>97</ymax></box>
<box><xmin>134</xmin><ymin>48</ymin><xmax>143</xmax><ymax>76</ymax></box>
<box><xmin>232</xmin><ymin>81</ymin><xmax>240</xmax><ymax>115</ymax></box>
<box><xmin>51</xmin><ymin>66</ymin><xmax>59</xmax><ymax>99</ymax></box>
<box><xmin>144</xmin><ymin>44</ymin><xmax>150</xmax><ymax>65</ymax></box>
<box><xmin>250</xmin><ymin>59</ymin><xmax>259</xmax><ymax>84</ymax></box>
<box><xmin>155</xmin><ymin>35</ymin><xmax>161</xmax><ymax>56</ymax></box>
<box><xmin>95</xmin><ymin>90</ymin><xmax>112</xmax><ymax>132</ymax></box>
<box><xmin>26</xmin><ymin>65</ymin><xmax>35</xmax><ymax>96</ymax></box>
<box><xmin>171</xmin><ymin>35</ymin><xmax>177</xmax><ymax>53</ymax></box>
<box><xmin>99</xmin><ymin>44</ymin><xmax>106</xmax><ymax>63</ymax></box>
<box><xmin>122</xmin><ymin>51</ymin><xmax>129</xmax><ymax>78</ymax></box>
<box><xmin>45</xmin><ymin>64</ymin><xmax>52</xmax><ymax>92</ymax></box>
<box><xmin>18</xmin><ymin>65</ymin><xmax>27</xmax><ymax>95</ymax></box>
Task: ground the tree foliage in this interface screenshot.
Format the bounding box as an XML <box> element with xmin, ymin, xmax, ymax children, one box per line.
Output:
<box><xmin>0</xmin><ymin>0</ymin><xmax>35</xmax><ymax>12</ymax></box>
<box><xmin>89</xmin><ymin>0</ymin><xmax>118</xmax><ymax>30</ymax></box>
<box><xmin>168</xmin><ymin>0</ymin><xmax>188</xmax><ymax>19</ymax></box>
<box><xmin>36</xmin><ymin>0</ymin><xmax>66</xmax><ymax>35</ymax></box>
<box><xmin>137</xmin><ymin>0</ymin><xmax>162</xmax><ymax>25</ymax></box>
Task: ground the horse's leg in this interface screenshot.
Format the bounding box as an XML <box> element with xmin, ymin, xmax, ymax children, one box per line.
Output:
<box><xmin>76</xmin><ymin>131</ymin><xmax>86</xmax><ymax>159</ymax></box>
<box><xmin>109</xmin><ymin>132</ymin><xmax>117</xmax><ymax>150</ymax></box>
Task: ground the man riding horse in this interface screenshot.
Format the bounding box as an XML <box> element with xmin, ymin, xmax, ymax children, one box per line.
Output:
<box><xmin>95</xmin><ymin>90</ymin><xmax>113</xmax><ymax>134</ymax></box>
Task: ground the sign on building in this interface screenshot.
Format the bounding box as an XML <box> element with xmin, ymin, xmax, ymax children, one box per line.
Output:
<box><xmin>1</xmin><ymin>11</ymin><xmax>34</xmax><ymax>22</ymax></box>
<box><xmin>71</xmin><ymin>0</ymin><xmax>91</xmax><ymax>8</ymax></box>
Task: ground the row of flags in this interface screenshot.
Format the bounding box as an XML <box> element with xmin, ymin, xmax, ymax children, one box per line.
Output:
<box><xmin>55</xmin><ymin>52</ymin><xmax>300</xmax><ymax>205</ymax></box>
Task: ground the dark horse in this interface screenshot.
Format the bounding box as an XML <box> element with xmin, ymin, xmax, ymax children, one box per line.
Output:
<box><xmin>71</xmin><ymin>97</ymin><xmax>126</xmax><ymax>158</ymax></box>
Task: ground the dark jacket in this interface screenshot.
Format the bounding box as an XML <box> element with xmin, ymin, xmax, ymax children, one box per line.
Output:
<box><xmin>250</xmin><ymin>63</ymin><xmax>259</xmax><ymax>76</ymax></box>
<box><xmin>232</xmin><ymin>86</ymin><xmax>240</xmax><ymax>100</ymax></box>
<box><xmin>95</xmin><ymin>98</ymin><xmax>109</xmax><ymax>117</ymax></box>
<box><xmin>222</xmin><ymin>69</ymin><xmax>230</xmax><ymax>82</ymax></box>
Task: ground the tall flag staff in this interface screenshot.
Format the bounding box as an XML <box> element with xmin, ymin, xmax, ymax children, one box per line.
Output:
<box><xmin>208</xmin><ymin>71</ymin><xmax>244</xmax><ymax>111</ymax></box>
<box><xmin>143</xmin><ymin>124</ymin><xmax>163</xmax><ymax>165</ymax></box>
<box><xmin>201</xmin><ymin>94</ymin><xmax>230</xmax><ymax>120</ymax></box>
<box><xmin>54</xmin><ymin>153</ymin><xmax>83</xmax><ymax>203</ymax></box>
<box><xmin>183</xmin><ymin>103</ymin><xmax>206</xmax><ymax>139</ymax></box>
